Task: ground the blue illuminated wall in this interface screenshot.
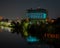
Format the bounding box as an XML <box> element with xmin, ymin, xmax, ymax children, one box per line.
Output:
<box><xmin>26</xmin><ymin>13</ymin><xmax>47</xmax><ymax>19</ymax></box>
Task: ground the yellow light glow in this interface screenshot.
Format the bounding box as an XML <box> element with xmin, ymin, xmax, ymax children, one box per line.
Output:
<box><xmin>24</xmin><ymin>31</ymin><xmax>28</xmax><ymax>36</ymax></box>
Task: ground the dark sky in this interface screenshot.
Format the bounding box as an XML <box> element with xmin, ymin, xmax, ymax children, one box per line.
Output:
<box><xmin>0</xmin><ymin>0</ymin><xmax>60</xmax><ymax>19</ymax></box>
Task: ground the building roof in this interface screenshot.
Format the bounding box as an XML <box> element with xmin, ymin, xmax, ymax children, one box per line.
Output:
<box><xmin>27</xmin><ymin>8</ymin><xmax>48</xmax><ymax>13</ymax></box>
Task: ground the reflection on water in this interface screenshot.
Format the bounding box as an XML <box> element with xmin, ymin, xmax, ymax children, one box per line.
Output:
<box><xmin>0</xmin><ymin>26</ymin><xmax>13</xmax><ymax>32</ymax></box>
<box><xmin>0</xmin><ymin>26</ymin><xmax>22</xmax><ymax>34</ymax></box>
<box><xmin>0</xmin><ymin>29</ymin><xmax>2</xmax><ymax>32</ymax></box>
<box><xmin>0</xmin><ymin>26</ymin><xmax>55</xmax><ymax>48</ymax></box>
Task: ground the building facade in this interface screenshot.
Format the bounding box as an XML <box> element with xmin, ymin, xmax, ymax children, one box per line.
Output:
<box><xmin>26</xmin><ymin>8</ymin><xmax>48</xmax><ymax>24</ymax></box>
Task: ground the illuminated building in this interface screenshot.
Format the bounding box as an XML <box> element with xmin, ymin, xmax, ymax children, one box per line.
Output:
<box><xmin>26</xmin><ymin>8</ymin><xmax>48</xmax><ymax>23</ymax></box>
<box><xmin>51</xmin><ymin>19</ymin><xmax>56</xmax><ymax>23</ymax></box>
<box><xmin>24</xmin><ymin>8</ymin><xmax>48</xmax><ymax>42</ymax></box>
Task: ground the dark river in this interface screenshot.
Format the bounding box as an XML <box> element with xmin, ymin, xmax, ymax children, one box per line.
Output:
<box><xmin>0</xmin><ymin>26</ymin><xmax>54</xmax><ymax>48</ymax></box>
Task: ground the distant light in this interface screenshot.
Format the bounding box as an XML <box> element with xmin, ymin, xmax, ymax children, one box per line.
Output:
<box><xmin>29</xmin><ymin>22</ymin><xmax>32</xmax><ymax>24</ymax></box>
<box><xmin>51</xmin><ymin>20</ymin><xmax>54</xmax><ymax>23</ymax></box>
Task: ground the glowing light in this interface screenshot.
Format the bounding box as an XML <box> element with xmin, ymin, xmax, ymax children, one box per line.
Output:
<box><xmin>24</xmin><ymin>31</ymin><xmax>28</xmax><ymax>36</ymax></box>
<box><xmin>26</xmin><ymin>36</ymin><xmax>39</xmax><ymax>42</ymax></box>
<box><xmin>0</xmin><ymin>26</ymin><xmax>13</xmax><ymax>32</ymax></box>
<box><xmin>45</xmin><ymin>33</ymin><xmax>60</xmax><ymax>39</ymax></box>
<box><xmin>0</xmin><ymin>29</ymin><xmax>2</xmax><ymax>32</ymax></box>
<box><xmin>27</xmin><ymin>13</ymin><xmax>47</xmax><ymax>19</ymax></box>
<box><xmin>51</xmin><ymin>20</ymin><xmax>54</xmax><ymax>23</ymax></box>
<box><xmin>0</xmin><ymin>16</ymin><xmax>3</xmax><ymax>20</ymax></box>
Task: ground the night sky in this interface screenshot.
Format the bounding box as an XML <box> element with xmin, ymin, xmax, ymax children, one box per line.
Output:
<box><xmin>0</xmin><ymin>0</ymin><xmax>60</xmax><ymax>19</ymax></box>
